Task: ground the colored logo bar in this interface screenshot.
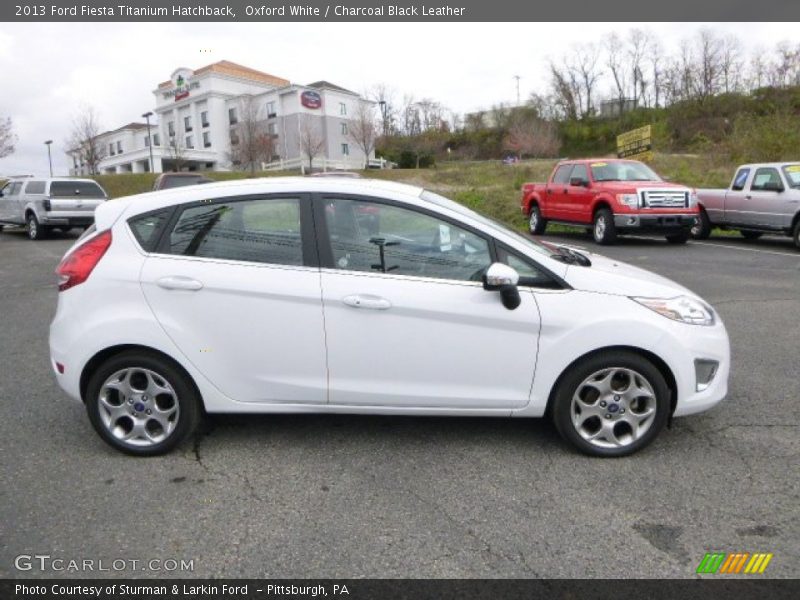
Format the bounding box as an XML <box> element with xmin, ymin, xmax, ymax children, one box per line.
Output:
<box><xmin>696</xmin><ymin>552</ymin><xmax>773</xmax><ymax>574</ymax></box>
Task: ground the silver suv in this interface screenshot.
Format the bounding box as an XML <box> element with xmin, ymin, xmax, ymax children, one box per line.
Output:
<box><xmin>0</xmin><ymin>177</ymin><xmax>108</xmax><ymax>240</ymax></box>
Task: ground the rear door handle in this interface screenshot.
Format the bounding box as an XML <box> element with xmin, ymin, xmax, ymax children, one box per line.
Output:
<box><xmin>342</xmin><ymin>294</ymin><xmax>392</xmax><ymax>310</ymax></box>
<box><xmin>157</xmin><ymin>276</ymin><xmax>204</xmax><ymax>291</ymax></box>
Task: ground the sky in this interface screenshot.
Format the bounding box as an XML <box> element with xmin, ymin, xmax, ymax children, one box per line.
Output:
<box><xmin>0</xmin><ymin>21</ymin><xmax>797</xmax><ymax>177</ymax></box>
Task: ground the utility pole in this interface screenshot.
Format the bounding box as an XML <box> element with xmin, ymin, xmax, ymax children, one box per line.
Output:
<box><xmin>513</xmin><ymin>75</ymin><xmax>521</xmax><ymax>106</ymax></box>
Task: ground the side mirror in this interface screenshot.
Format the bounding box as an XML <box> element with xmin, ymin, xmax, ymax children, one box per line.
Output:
<box><xmin>570</xmin><ymin>177</ymin><xmax>589</xmax><ymax>187</ymax></box>
<box><xmin>482</xmin><ymin>263</ymin><xmax>521</xmax><ymax>310</ymax></box>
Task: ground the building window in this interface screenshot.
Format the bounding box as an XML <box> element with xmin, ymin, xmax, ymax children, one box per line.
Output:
<box><xmin>228</xmin><ymin>108</ymin><xmax>238</xmax><ymax>124</ymax></box>
<box><xmin>153</xmin><ymin>133</ymin><xmax>160</xmax><ymax>146</ymax></box>
<box><xmin>201</xmin><ymin>111</ymin><xmax>209</xmax><ymax>128</ymax></box>
<box><xmin>144</xmin><ymin>136</ymin><xmax>150</xmax><ymax>147</ymax></box>
<box><xmin>117</xmin><ymin>141</ymin><xmax>122</xmax><ymax>154</ymax></box>
<box><xmin>341</xmin><ymin>122</ymin><xmax>348</xmax><ymax>135</ymax></box>
<box><xmin>341</xmin><ymin>143</ymin><xmax>349</xmax><ymax>156</ymax></box>
<box><xmin>186</xmin><ymin>135</ymin><xmax>194</xmax><ymax>149</ymax></box>
<box><xmin>168</xmin><ymin>121</ymin><xmax>175</xmax><ymax>137</ymax></box>
<box><xmin>109</xmin><ymin>143</ymin><xmax>115</xmax><ymax>156</ymax></box>
<box><xmin>230</xmin><ymin>130</ymin><xmax>240</xmax><ymax>145</ymax></box>
<box><xmin>184</xmin><ymin>116</ymin><xmax>193</xmax><ymax>132</ymax></box>
<box><xmin>267</xmin><ymin>123</ymin><xmax>277</xmax><ymax>136</ymax></box>
<box><xmin>266</xmin><ymin>101</ymin><xmax>276</xmax><ymax>117</ymax></box>
<box><xmin>339</xmin><ymin>102</ymin><xmax>347</xmax><ymax>116</ymax></box>
<box><xmin>203</xmin><ymin>132</ymin><xmax>211</xmax><ymax>148</ymax></box>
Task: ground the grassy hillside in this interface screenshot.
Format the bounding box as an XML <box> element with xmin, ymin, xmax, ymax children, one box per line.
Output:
<box><xmin>85</xmin><ymin>153</ymin><xmax>736</xmax><ymax>234</ymax></box>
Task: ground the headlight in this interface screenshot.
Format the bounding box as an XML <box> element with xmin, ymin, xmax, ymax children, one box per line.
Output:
<box><xmin>617</xmin><ymin>193</ymin><xmax>639</xmax><ymax>208</ymax></box>
<box><xmin>631</xmin><ymin>295</ymin><xmax>716</xmax><ymax>326</ymax></box>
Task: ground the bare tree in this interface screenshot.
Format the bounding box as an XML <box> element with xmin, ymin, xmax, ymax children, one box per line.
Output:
<box><xmin>67</xmin><ymin>105</ymin><xmax>106</xmax><ymax>175</ymax></box>
<box><xmin>0</xmin><ymin>116</ymin><xmax>16</xmax><ymax>159</ymax></box>
<box><xmin>370</xmin><ymin>83</ymin><xmax>397</xmax><ymax>136</ymax></box>
<box><xmin>647</xmin><ymin>37</ymin><xmax>664</xmax><ymax>108</ymax></box>
<box><xmin>503</xmin><ymin>113</ymin><xmax>560</xmax><ymax>158</ymax></box>
<box><xmin>720</xmin><ymin>34</ymin><xmax>744</xmax><ymax>93</ymax></box>
<box><xmin>347</xmin><ymin>100</ymin><xmax>378</xmax><ymax>169</ymax></box>
<box><xmin>605</xmin><ymin>33</ymin><xmax>629</xmax><ymax>114</ymax></box>
<box><xmin>298</xmin><ymin>115</ymin><xmax>325</xmax><ymax>171</ymax></box>
<box><xmin>229</xmin><ymin>96</ymin><xmax>275</xmax><ymax>173</ymax></box>
<box><xmin>695</xmin><ymin>29</ymin><xmax>723</xmax><ymax>101</ymax></box>
<box><xmin>549</xmin><ymin>62</ymin><xmax>580</xmax><ymax>120</ymax></box>
<box><xmin>573</xmin><ymin>43</ymin><xmax>602</xmax><ymax>117</ymax></box>
<box><xmin>165</xmin><ymin>120</ymin><xmax>188</xmax><ymax>172</ymax></box>
<box><xmin>628</xmin><ymin>29</ymin><xmax>650</xmax><ymax>107</ymax></box>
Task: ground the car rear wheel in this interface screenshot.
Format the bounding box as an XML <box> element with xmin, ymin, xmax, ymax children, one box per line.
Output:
<box><xmin>740</xmin><ymin>230</ymin><xmax>763</xmax><ymax>240</ymax></box>
<box><xmin>592</xmin><ymin>208</ymin><xmax>617</xmax><ymax>245</ymax></box>
<box><xmin>665</xmin><ymin>232</ymin><xmax>689</xmax><ymax>244</ymax></box>
<box><xmin>551</xmin><ymin>351</ymin><xmax>670</xmax><ymax>457</ymax></box>
<box><xmin>793</xmin><ymin>221</ymin><xmax>800</xmax><ymax>250</ymax></box>
<box><xmin>26</xmin><ymin>214</ymin><xmax>45</xmax><ymax>240</ymax></box>
<box><xmin>85</xmin><ymin>351</ymin><xmax>202</xmax><ymax>456</ymax></box>
<box><xmin>528</xmin><ymin>204</ymin><xmax>547</xmax><ymax>235</ymax></box>
<box><xmin>690</xmin><ymin>209</ymin><xmax>711</xmax><ymax>240</ymax></box>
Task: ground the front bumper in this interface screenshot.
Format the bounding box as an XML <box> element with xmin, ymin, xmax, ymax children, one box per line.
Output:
<box><xmin>614</xmin><ymin>213</ymin><xmax>697</xmax><ymax>232</ymax></box>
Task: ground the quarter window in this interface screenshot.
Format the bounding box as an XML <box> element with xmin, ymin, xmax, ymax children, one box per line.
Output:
<box><xmin>323</xmin><ymin>198</ymin><xmax>491</xmax><ymax>282</ymax></box>
<box><xmin>732</xmin><ymin>168</ymin><xmax>750</xmax><ymax>191</ymax></box>
<box><xmin>168</xmin><ymin>198</ymin><xmax>303</xmax><ymax>266</ymax></box>
<box><xmin>129</xmin><ymin>208</ymin><xmax>172</xmax><ymax>252</ymax></box>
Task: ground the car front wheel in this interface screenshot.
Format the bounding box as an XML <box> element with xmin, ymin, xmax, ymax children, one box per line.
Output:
<box><xmin>551</xmin><ymin>351</ymin><xmax>670</xmax><ymax>457</ymax></box>
<box><xmin>528</xmin><ymin>204</ymin><xmax>547</xmax><ymax>235</ymax></box>
<box><xmin>690</xmin><ymin>209</ymin><xmax>711</xmax><ymax>240</ymax></box>
<box><xmin>85</xmin><ymin>351</ymin><xmax>202</xmax><ymax>456</ymax></box>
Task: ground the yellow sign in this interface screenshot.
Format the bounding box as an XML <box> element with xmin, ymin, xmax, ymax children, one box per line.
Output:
<box><xmin>617</xmin><ymin>125</ymin><xmax>652</xmax><ymax>162</ymax></box>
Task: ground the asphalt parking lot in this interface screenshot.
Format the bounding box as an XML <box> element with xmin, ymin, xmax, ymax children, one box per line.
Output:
<box><xmin>1</xmin><ymin>226</ymin><xmax>798</xmax><ymax>579</ymax></box>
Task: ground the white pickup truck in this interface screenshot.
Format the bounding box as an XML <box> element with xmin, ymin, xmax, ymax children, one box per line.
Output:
<box><xmin>692</xmin><ymin>162</ymin><xmax>800</xmax><ymax>249</ymax></box>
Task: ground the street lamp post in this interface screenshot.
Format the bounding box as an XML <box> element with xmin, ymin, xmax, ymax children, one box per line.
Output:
<box><xmin>142</xmin><ymin>111</ymin><xmax>155</xmax><ymax>173</ymax></box>
<box><xmin>44</xmin><ymin>140</ymin><xmax>53</xmax><ymax>177</ymax></box>
<box><xmin>378</xmin><ymin>100</ymin><xmax>388</xmax><ymax>137</ymax></box>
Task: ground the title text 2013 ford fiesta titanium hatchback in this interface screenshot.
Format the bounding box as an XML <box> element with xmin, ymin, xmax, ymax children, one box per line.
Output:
<box><xmin>49</xmin><ymin>178</ymin><xmax>730</xmax><ymax>457</ymax></box>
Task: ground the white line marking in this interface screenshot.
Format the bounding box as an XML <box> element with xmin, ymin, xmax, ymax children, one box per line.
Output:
<box><xmin>687</xmin><ymin>240</ymin><xmax>799</xmax><ymax>258</ymax></box>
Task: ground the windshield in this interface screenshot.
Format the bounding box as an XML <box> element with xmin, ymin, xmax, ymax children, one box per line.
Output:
<box><xmin>420</xmin><ymin>190</ymin><xmax>553</xmax><ymax>258</ymax></box>
<box><xmin>590</xmin><ymin>161</ymin><xmax>662</xmax><ymax>182</ymax></box>
<box><xmin>783</xmin><ymin>164</ymin><xmax>800</xmax><ymax>188</ymax></box>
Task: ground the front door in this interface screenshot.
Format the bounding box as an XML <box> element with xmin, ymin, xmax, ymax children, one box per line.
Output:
<box><xmin>140</xmin><ymin>194</ymin><xmax>328</xmax><ymax>405</ymax></box>
<box><xmin>316</xmin><ymin>195</ymin><xmax>540</xmax><ymax>409</ymax></box>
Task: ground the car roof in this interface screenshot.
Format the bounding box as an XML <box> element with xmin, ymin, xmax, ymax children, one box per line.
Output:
<box><xmin>738</xmin><ymin>162</ymin><xmax>800</xmax><ymax>169</ymax></box>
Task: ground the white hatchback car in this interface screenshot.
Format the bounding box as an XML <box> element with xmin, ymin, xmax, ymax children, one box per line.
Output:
<box><xmin>49</xmin><ymin>178</ymin><xmax>730</xmax><ymax>457</ymax></box>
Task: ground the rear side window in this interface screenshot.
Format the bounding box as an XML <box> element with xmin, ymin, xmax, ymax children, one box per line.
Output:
<box><xmin>552</xmin><ymin>165</ymin><xmax>573</xmax><ymax>184</ymax></box>
<box><xmin>129</xmin><ymin>209</ymin><xmax>172</xmax><ymax>252</ymax></box>
<box><xmin>731</xmin><ymin>168</ymin><xmax>750</xmax><ymax>191</ymax></box>
<box><xmin>24</xmin><ymin>181</ymin><xmax>46</xmax><ymax>194</ymax></box>
<box><xmin>168</xmin><ymin>198</ymin><xmax>303</xmax><ymax>266</ymax></box>
<box><xmin>50</xmin><ymin>181</ymin><xmax>106</xmax><ymax>198</ymax></box>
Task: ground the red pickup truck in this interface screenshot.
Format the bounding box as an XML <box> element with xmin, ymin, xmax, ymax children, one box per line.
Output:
<box><xmin>520</xmin><ymin>159</ymin><xmax>699</xmax><ymax>245</ymax></box>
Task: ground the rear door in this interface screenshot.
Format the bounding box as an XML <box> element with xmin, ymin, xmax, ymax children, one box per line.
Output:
<box><xmin>139</xmin><ymin>193</ymin><xmax>328</xmax><ymax>405</ymax></box>
<box><xmin>48</xmin><ymin>181</ymin><xmax>106</xmax><ymax>218</ymax></box>
<box><xmin>546</xmin><ymin>164</ymin><xmax>574</xmax><ymax>220</ymax></box>
<box><xmin>316</xmin><ymin>195</ymin><xmax>540</xmax><ymax>409</ymax></box>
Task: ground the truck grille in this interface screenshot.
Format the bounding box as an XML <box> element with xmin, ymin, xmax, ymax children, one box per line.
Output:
<box><xmin>641</xmin><ymin>190</ymin><xmax>688</xmax><ymax>208</ymax></box>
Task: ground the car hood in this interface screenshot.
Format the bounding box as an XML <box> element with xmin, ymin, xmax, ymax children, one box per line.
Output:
<box><xmin>560</xmin><ymin>248</ymin><xmax>695</xmax><ymax>299</ymax></box>
<box><xmin>594</xmin><ymin>180</ymin><xmax>690</xmax><ymax>191</ymax></box>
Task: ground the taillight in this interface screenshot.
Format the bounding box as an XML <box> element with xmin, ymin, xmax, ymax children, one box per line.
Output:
<box><xmin>55</xmin><ymin>230</ymin><xmax>112</xmax><ymax>292</ymax></box>
<box><xmin>43</xmin><ymin>198</ymin><xmax>51</xmax><ymax>211</ymax></box>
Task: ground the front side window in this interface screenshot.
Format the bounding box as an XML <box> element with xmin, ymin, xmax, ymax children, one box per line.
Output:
<box><xmin>323</xmin><ymin>197</ymin><xmax>491</xmax><ymax>282</ymax></box>
<box><xmin>4</xmin><ymin>182</ymin><xmax>22</xmax><ymax>196</ymax></box>
<box><xmin>732</xmin><ymin>168</ymin><xmax>750</xmax><ymax>191</ymax></box>
<box><xmin>168</xmin><ymin>198</ymin><xmax>303</xmax><ymax>266</ymax></box>
<box><xmin>24</xmin><ymin>181</ymin><xmax>46</xmax><ymax>194</ymax></box>
<box><xmin>750</xmin><ymin>168</ymin><xmax>782</xmax><ymax>191</ymax></box>
<box><xmin>570</xmin><ymin>164</ymin><xmax>589</xmax><ymax>184</ymax></box>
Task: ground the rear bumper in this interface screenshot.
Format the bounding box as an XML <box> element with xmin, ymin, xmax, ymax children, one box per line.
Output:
<box><xmin>40</xmin><ymin>213</ymin><xmax>95</xmax><ymax>228</ymax></box>
<box><xmin>614</xmin><ymin>213</ymin><xmax>697</xmax><ymax>232</ymax></box>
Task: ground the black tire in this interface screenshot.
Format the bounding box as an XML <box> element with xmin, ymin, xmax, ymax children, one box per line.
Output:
<box><xmin>665</xmin><ymin>232</ymin><xmax>689</xmax><ymax>244</ymax></box>
<box><xmin>528</xmin><ymin>204</ymin><xmax>547</xmax><ymax>235</ymax></box>
<box><xmin>740</xmin><ymin>230</ymin><xmax>763</xmax><ymax>240</ymax></box>
<box><xmin>551</xmin><ymin>351</ymin><xmax>671</xmax><ymax>457</ymax></box>
<box><xmin>26</xmin><ymin>213</ymin><xmax>46</xmax><ymax>240</ymax></box>
<box><xmin>793</xmin><ymin>220</ymin><xmax>800</xmax><ymax>250</ymax></box>
<box><xmin>690</xmin><ymin>208</ymin><xmax>711</xmax><ymax>240</ymax></box>
<box><xmin>85</xmin><ymin>351</ymin><xmax>202</xmax><ymax>456</ymax></box>
<box><xmin>592</xmin><ymin>208</ymin><xmax>617</xmax><ymax>245</ymax></box>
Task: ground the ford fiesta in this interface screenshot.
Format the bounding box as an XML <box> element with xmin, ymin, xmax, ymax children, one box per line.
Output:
<box><xmin>49</xmin><ymin>178</ymin><xmax>730</xmax><ymax>457</ymax></box>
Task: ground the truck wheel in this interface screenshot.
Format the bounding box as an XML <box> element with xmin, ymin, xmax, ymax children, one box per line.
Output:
<box><xmin>793</xmin><ymin>221</ymin><xmax>800</xmax><ymax>250</ymax></box>
<box><xmin>740</xmin><ymin>230</ymin><xmax>763</xmax><ymax>240</ymax></box>
<box><xmin>592</xmin><ymin>208</ymin><xmax>617</xmax><ymax>245</ymax></box>
<box><xmin>528</xmin><ymin>204</ymin><xmax>547</xmax><ymax>235</ymax></box>
<box><xmin>551</xmin><ymin>350</ymin><xmax>670</xmax><ymax>457</ymax></box>
<box><xmin>690</xmin><ymin>209</ymin><xmax>711</xmax><ymax>240</ymax></box>
<box><xmin>665</xmin><ymin>232</ymin><xmax>689</xmax><ymax>244</ymax></box>
<box><xmin>26</xmin><ymin>214</ymin><xmax>46</xmax><ymax>240</ymax></box>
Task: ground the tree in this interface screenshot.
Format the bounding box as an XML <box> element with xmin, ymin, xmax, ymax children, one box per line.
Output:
<box><xmin>67</xmin><ymin>105</ymin><xmax>106</xmax><ymax>175</ymax></box>
<box><xmin>503</xmin><ymin>112</ymin><xmax>560</xmax><ymax>158</ymax></box>
<box><xmin>347</xmin><ymin>100</ymin><xmax>378</xmax><ymax>169</ymax></box>
<box><xmin>0</xmin><ymin>116</ymin><xmax>16</xmax><ymax>159</ymax></box>
<box><xmin>229</xmin><ymin>95</ymin><xmax>275</xmax><ymax>173</ymax></box>
<box><xmin>370</xmin><ymin>83</ymin><xmax>397</xmax><ymax>136</ymax></box>
<box><xmin>165</xmin><ymin>120</ymin><xmax>188</xmax><ymax>172</ymax></box>
<box><xmin>605</xmin><ymin>33</ymin><xmax>629</xmax><ymax>114</ymax></box>
<box><xmin>298</xmin><ymin>114</ymin><xmax>325</xmax><ymax>171</ymax></box>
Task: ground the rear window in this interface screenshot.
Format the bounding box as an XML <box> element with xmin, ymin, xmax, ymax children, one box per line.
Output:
<box><xmin>128</xmin><ymin>209</ymin><xmax>172</xmax><ymax>252</ymax></box>
<box><xmin>160</xmin><ymin>175</ymin><xmax>209</xmax><ymax>189</ymax></box>
<box><xmin>50</xmin><ymin>181</ymin><xmax>106</xmax><ymax>198</ymax></box>
<box><xmin>24</xmin><ymin>181</ymin><xmax>46</xmax><ymax>194</ymax></box>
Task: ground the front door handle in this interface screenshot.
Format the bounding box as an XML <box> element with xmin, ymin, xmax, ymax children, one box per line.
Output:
<box><xmin>157</xmin><ymin>276</ymin><xmax>204</xmax><ymax>291</ymax></box>
<box><xmin>342</xmin><ymin>294</ymin><xmax>392</xmax><ymax>310</ymax></box>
